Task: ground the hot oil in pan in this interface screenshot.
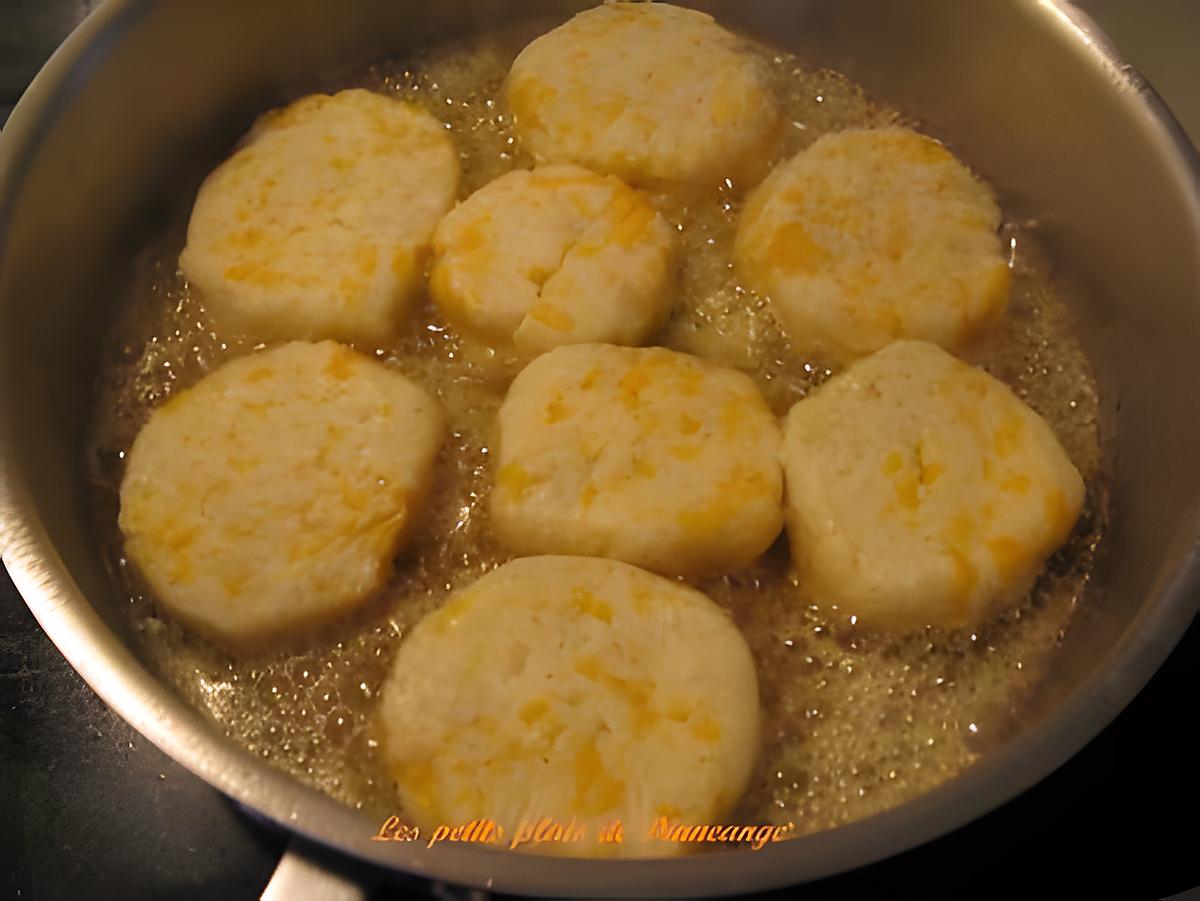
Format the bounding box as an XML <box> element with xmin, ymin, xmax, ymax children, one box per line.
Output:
<box><xmin>87</xmin><ymin>23</ymin><xmax>1106</xmax><ymax>838</ymax></box>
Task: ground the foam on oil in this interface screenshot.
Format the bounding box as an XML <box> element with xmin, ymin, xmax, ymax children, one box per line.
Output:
<box><xmin>87</xmin><ymin>19</ymin><xmax>1106</xmax><ymax>839</ymax></box>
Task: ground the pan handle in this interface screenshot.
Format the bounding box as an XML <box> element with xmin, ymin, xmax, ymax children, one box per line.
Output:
<box><xmin>260</xmin><ymin>837</ymin><xmax>495</xmax><ymax>900</ymax></box>
<box><xmin>260</xmin><ymin>837</ymin><xmax>378</xmax><ymax>901</ymax></box>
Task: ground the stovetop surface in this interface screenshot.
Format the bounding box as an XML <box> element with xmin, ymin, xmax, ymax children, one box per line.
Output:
<box><xmin>2</xmin><ymin>1</ymin><xmax>1197</xmax><ymax>898</ymax></box>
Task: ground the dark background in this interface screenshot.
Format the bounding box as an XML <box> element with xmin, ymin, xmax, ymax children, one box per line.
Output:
<box><xmin>2</xmin><ymin>1</ymin><xmax>1197</xmax><ymax>899</ymax></box>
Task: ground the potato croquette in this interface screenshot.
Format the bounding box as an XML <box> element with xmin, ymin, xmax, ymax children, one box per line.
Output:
<box><xmin>781</xmin><ymin>340</ymin><xmax>1084</xmax><ymax>632</ymax></box>
<box><xmin>735</xmin><ymin>127</ymin><xmax>1010</xmax><ymax>364</ymax></box>
<box><xmin>378</xmin><ymin>555</ymin><xmax>761</xmax><ymax>857</ymax></box>
<box><xmin>118</xmin><ymin>341</ymin><xmax>443</xmax><ymax>652</ymax></box>
<box><xmin>431</xmin><ymin>165</ymin><xmax>675</xmax><ymax>357</ymax></box>
<box><xmin>505</xmin><ymin>2</ymin><xmax>780</xmax><ymax>188</ymax></box>
<box><xmin>491</xmin><ymin>343</ymin><xmax>784</xmax><ymax>576</ymax></box>
<box><xmin>180</xmin><ymin>89</ymin><xmax>458</xmax><ymax>344</ymax></box>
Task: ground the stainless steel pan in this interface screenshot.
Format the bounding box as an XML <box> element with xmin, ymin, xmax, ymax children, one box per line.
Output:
<box><xmin>2</xmin><ymin>1</ymin><xmax>1198</xmax><ymax>896</ymax></box>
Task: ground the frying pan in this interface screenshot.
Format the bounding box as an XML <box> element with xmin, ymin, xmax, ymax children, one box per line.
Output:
<box><xmin>1</xmin><ymin>1</ymin><xmax>1198</xmax><ymax>897</ymax></box>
